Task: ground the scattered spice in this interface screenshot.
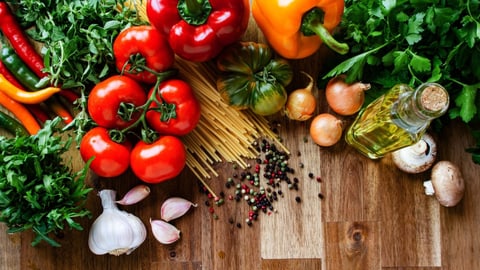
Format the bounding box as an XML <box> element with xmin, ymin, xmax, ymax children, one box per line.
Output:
<box><xmin>197</xmin><ymin>131</ymin><xmax>325</xmax><ymax>228</ymax></box>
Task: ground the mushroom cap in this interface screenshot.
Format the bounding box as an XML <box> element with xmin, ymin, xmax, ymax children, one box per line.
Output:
<box><xmin>392</xmin><ymin>133</ymin><xmax>437</xmax><ymax>174</ymax></box>
<box><xmin>430</xmin><ymin>161</ymin><xmax>465</xmax><ymax>207</ymax></box>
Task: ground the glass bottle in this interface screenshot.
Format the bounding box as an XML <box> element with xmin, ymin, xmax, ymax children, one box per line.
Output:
<box><xmin>345</xmin><ymin>82</ymin><xmax>449</xmax><ymax>159</ymax></box>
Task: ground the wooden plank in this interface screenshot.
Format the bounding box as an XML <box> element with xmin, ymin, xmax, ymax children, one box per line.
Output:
<box><xmin>262</xmin><ymin>258</ymin><xmax>323</xmax><ymax>270</ymax></box>
<box><xmin>0</xmin><ymin>224</ymin><xmax>21</xmax><ymax>270</ymax></box>
<box><xmin>325</xmin><ymin>221</ymin><xmax>380</xmax><ymax>270</ymax></box>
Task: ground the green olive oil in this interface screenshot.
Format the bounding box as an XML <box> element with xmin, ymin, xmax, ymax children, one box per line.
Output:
<box><xmin>345</xmin><ymin>83</ymin><xmax>449</xmax><ymax>159</ymax></box>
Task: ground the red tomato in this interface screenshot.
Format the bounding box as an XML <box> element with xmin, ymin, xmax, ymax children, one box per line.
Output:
<box><xmin>88</xmin><ymin>75</ymin><xmax>147</xmax><ymax>129</ymax></box>
<box><xmin>146</xmin><ymin>79</ymin><xmax>201</xmax><ymax>136</ymax></box>
<box><xmin>113</xmin><ymin>25</ymin><xmax>175</xmax><ymax>84</ymax></box>
<box><xmin>130</xmin><ymin>135</ymin><xmax>186</xmax><ymax>183</ymax></box>
<box><xmin>80</xmin><ymin>127</ymin><xmax>131</xmax><ymax>178</ymax></box>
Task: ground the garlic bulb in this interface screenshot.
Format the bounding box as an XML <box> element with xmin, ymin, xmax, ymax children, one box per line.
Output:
<box><xmin>88</xmin><ymin>189</ymin><xmax>147</xmax><ymax>256</ymax></box>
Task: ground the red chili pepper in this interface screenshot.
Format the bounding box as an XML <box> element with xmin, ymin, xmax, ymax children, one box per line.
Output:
<box><xmin>26</xmin><ymin>104</ymin><xmax>51</xmax><ymax>123</ymax></box>
<box><xmin>0</xmin><ymin>59</ymin><xmax>24</xmax><ymax>89</ymax></box>
<box><xmin>57</xmin><ymin>89</ymin><xmax>80</xmax><ymax>104</ymax></box>
<box><xmin>0</xmin><ymin>2</ymin><xmax>48</xmax><ymax>79</ymax></box>
<box><xmin>45</xmin><ymin>97</ymin><xmax>74</xmax><ymax>124</ymax></box>
<box><xmin>146</xmin><ymin>0</ymin><xmax>250</xmax><ymax>62</ymax></box>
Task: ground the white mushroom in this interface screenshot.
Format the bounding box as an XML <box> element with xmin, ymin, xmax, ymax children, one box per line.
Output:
<box><xmin>423</xmin><ymin>161</ymin><xmax>465</xmax><ymax>207</ymax></box>
<box><xmin>392</xmin><ymin>133</ymin><xmax>437</xmax><ymax>174</ymax></box>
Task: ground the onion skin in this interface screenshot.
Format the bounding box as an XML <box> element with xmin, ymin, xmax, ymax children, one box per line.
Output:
<box><xmin>309</xmin><ymin>113</ymin><xmax>343</xmax><ymax>147</ymax></box>
<box><xmin>325</xmin><ymin>75</ymin><xmax>371</xmax><ymax>116</ymax></box>
<box><xmin>285</xmin><ymin>72</ymin><xmax>316</xmax><ymax>121</ymax></box>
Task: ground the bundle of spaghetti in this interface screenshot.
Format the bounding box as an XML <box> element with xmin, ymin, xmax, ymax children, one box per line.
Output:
<box><xmin>174</xmin><ymin>57</ymin><xmax>289</xmax><ymax>179</ymax></box>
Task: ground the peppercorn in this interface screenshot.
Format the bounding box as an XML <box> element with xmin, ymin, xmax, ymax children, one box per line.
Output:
<box><xmin>295</xmin><ymin>196</ymin><xmax>301</xmax><ymax>203</ymax></box>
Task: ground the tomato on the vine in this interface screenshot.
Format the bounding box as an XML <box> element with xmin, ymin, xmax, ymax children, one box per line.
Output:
<box><xmin>130</xmin><ymin>135</ymin><xmax>186</xmax><ymax>184</ymax></box>
<box><xmin>113</xmin><ymin>25</ymin><xmax>175</xmax><ymax>84</ymax></box>
<box><xmin>80</xmin><ymin>127</ymin><xmax>131</xmax><ymax>178</ymax></box>
<box><xmin>146</xmin><ymin>79</ymin><xmax>201</xmax><ymax>136</ymax></box>
<box><xmin>88</xmin><ymin>75</ymin><xmax>147</xmax><ymax>129</ymax></box>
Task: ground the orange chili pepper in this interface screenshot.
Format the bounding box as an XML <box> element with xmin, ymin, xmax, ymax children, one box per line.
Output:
<box><xmin>0</xmin><ymin>91</ymin><xmax>40</xmax><ymax>134</ymax></box>
<box><xmin>0</xmin><ymin>74</ymin><xmax>61</xmax><ymax>104</ymax></box>
<box><xmin>252</xmin><ymin>0</ymin><xmax>349</xmax><ymax>59</ymax></box>
<box><xmin>45</xmin><ymin>97</ymin><xmax>74</xmax><ymax>124</ymax></box>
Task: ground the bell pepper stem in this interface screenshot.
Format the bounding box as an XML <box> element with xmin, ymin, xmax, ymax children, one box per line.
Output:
<box><xmin>177</xmin><ymin>0</ymin><xmax>212</xmax><ymax>25</ymax></box>
<box><xmin>301</xmin><ymin>8</ymin><xmax>349</xmax><ymax>55</ymax></box>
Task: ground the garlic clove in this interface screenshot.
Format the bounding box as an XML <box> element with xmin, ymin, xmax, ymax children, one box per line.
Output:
<box><xmin>116</xmin><ymin>185</ymin><xmax>151</xmax><ymax>205</ymax></box>
<box><xmin>150</xmin><ymin>219</ymin><xmax>181</xmax><ymax>244</ymax></box>
<box><xmin>160</xmin><ymin>197</ymin><xmax>197</xmax><ymax>222</ymax></box>
<box><xmin>88</xmin><ymin>189</ymin><xmax>147</xmax><ymax>256</ymax></box>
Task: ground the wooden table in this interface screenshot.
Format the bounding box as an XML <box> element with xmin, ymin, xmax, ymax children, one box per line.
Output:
<box><xmin>1</xmin><ymin>17</ymin><xmax>480</xmax><ymax>270</ymax></box>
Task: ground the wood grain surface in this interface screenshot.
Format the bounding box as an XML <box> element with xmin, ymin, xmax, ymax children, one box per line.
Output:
<box><xmin>1</xmin><ymin>14</ymin><xmax>480</xmax><ymax>270</ymax></box>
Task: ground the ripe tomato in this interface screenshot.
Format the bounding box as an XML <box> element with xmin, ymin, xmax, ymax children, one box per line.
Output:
<box><xmin>146</xmin><ymin>79</ymin><xmax>201</xmax><ymax>136</ymax></box>
<box><xmin>88</xmin><ymin>75</ymin><xmax>147</xmax><ymax>129</ymax></box>
<box><xmin>80</xmin><ymin>127</ymin><xmax>131</xmax><ymax>178</ymax></box>
<box><xmin>130</xmin><ymin>135</ymin><xmax>186</xmax><ymax>184</ymax></box>
<box><xmin>113</xmin><ymin>25</ymin><xmax>175</xmax><ymax>84</ymax></box>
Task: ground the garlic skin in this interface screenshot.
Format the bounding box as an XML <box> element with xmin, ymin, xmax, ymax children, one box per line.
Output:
<box><xmin>160</xmin><ymin>197</ymin><xmax>197</xmax><ymax>222</ymax></box>
<box><xmin>88</xmin><ymin>189</ymin><xmax>147</xmax><ymax>256</ymax></box>
<box><xmin>150</xmin><ymin>219</ymin><xmax>181</xmax><ymax>244</ymax></box>
<box><xmin>116</xmin><ymin>185</ymin><xmax>151</xmax><ymax>205</ymax></box>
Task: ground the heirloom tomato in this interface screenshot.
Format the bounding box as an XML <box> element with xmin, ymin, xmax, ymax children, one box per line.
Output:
<box><xmin>146</xmin><ymin>79</ymin><xmax>201</xmax><ymax>136</ymax></box>
<box><xmin>88</xmin><ymin>75</ymin><xmax>147</xmax><ymax>129</ymax></box>
<box><xmin>80</xmin><ymin>127</ymin><xmax>131</xmax><ymax>178</ymax></box>
<box><xmin>130</xmin><ymin>135</ymin><xmax>186</xmax><ymax>184</ymax></box>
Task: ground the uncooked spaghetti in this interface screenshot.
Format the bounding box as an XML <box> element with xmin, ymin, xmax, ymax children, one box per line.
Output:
<box><xmin>175</xmin><ymin>58</ymin><xmax>289</xmax><ymax>179</ymax></box>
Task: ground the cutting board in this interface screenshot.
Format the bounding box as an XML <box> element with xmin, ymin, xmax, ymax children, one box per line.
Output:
<box><xmin>1</xmin><ymin>13</ymin><xmax>480</xmax><ymax>270</ymax></box>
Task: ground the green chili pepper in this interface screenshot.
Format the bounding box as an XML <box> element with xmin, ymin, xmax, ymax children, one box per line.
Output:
<box><xmin>0</xmin><ymin>46</ymin><xmax>47</xmax><ymax>91</ymax></box>
<box><xmin>0</xmin><ymin>109</ymin><xmax>29</xmax><ymax>136</ymax></box>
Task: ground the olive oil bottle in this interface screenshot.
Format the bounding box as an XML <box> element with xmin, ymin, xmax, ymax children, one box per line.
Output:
<box><xmin>345</xmin><ymin>83</ymin><xmax>449</xmax><ymax>159</ymax></box>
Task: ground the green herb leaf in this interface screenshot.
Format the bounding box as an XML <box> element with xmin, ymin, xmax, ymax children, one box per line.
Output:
<box><xmin>455</xmin><ymin>85</ymin><xmax>478</xmax><ymax>123</ymax></box>
<box><xmin>0</xmin><ymin>117</ymin><xmax>92</xmax><ymax>247</ymax></box>
<box><xmin>322</xmin><ymin>0</ymin><xmax>480</xmax><ymax>163</ymax></box>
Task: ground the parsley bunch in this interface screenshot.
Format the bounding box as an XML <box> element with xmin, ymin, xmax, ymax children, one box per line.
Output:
<box><xmin>0</xmin><ymin>118</ymin><xmax>92</xmax><ymax>247</ymax></box>
<box><xmin>10</xmin><ymin>0</ymin><xmax>144</xmax><ymax>89</ymax></box>
<box><xmin>323</xmin><ymin>0</ymin><xmax>480</xmax><ymax>162</ymax></box>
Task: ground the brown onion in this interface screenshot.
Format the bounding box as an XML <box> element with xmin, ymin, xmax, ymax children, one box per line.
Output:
<box><xmin>284</xmin><ymin>72</ymin><xmax>316</xmax><ymax>121</ymax></box>
<box><xmin>325</xmin><ymin>75</ymin><xmax>370</xmax><ymax>116</ymax></box>
<box><xmin>309</xmin><ymin>113</ymin><xmax>343</xmax><ymax>147</ymax></box>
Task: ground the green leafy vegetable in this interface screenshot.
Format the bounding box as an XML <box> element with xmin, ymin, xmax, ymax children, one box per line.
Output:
<box><xmin>0</xmin><ymin>117</ymin><xmax>92</xmax><ymax>247</ymax></box>
<box><xmin>9</xmin><ymin>0</ymin><xmax>144</xmax><ymax>89</ymax></box>
<box><xmin>322</xmin><ymin>0</ymin><xmax>480</xmax><ymax>162</ymax></box>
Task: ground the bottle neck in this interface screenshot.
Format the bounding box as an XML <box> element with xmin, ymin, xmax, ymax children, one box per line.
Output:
<box><xmin>391</xmin><ymin>83</ymin><xmax>449</xmax><ymax>133</ymax></box>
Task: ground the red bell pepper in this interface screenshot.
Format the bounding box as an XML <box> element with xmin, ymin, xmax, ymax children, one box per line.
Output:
<box><xmin>146</xmin><ymin>0</ymin><xmax>250</xmax><ymax>62</ymax></box>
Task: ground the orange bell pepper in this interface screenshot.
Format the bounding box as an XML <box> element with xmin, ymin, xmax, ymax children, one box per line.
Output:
<box><xmin>252</xmin><ymin>0</ymin><xmax>349</xmax><ymax>59</ymax></box>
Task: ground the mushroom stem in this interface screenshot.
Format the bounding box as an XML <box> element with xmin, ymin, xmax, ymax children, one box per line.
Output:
<box><xmin>423</xmin><ymin>180</ymin><xmax>435</xmax><ymax>196</ymax></box>
<box><xmin>391</xmin><ymin>133</ymin><xmax>437</xmax><ymax>174</ymax></box>
<box><xmin>410</xmin><ymin>140</ymin><xmax>428</xmax><ymax>156</ymax></box>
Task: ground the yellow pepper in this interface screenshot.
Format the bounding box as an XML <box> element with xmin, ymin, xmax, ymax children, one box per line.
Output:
<box><xmin>252</xmin><ymin>0</ymin><xmax>349</xmax><ymax>59</ymax></box>
<box><xmin>0</xmin><ymin>74</ymin><xmax>61</xmax><ymax>104</ymax></box>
